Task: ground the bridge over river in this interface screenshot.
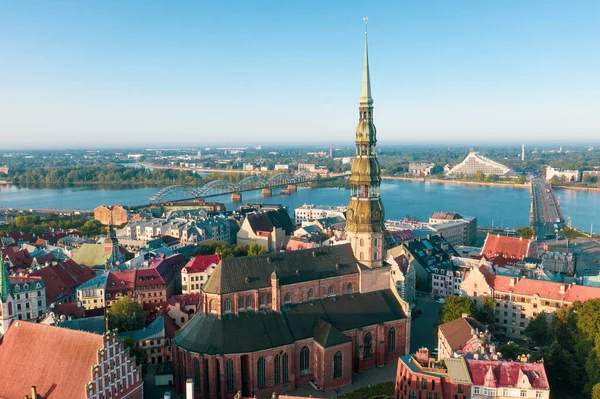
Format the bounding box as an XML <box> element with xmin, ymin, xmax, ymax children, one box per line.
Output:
<box><xmin>144</xmin><ymin>171</ymin><xmax>345</xmax><ymax>207</ymax></box>
<box><xmin>530</xmin><ymin>177</ymin><xmax>567</xmax><ymax>239</ymax></box>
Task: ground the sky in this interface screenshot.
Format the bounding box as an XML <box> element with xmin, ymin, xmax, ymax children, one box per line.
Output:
<box><xmin>0</xmin><ymin>1</ymin><xmax>599</xmax><ymax>149</ymax></box>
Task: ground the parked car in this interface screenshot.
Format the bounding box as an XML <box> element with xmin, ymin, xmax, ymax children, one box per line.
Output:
<box><xmin>436</xmin><ymin>298</ymin><xmax>446</xmax><ymax>304</ymax></box>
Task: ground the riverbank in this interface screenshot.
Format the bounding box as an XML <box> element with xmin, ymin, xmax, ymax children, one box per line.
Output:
<box><xmin>382</xmin><ymin>176</ymin><xmax>531</xmax><ymax>189</ymax></box>
<box><xmin>554</xmin><ymin>185</ymin><xmax>600</xmax><ymax>193</ymax></box>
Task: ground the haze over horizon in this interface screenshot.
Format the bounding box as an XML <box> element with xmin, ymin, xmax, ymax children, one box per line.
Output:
<box><xmin>1</xmin><ymin>1</ymin><xmax>599</xmax><ymax>148</ymax></box>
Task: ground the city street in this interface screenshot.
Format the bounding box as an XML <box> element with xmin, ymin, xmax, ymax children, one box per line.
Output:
<box><xmin>531</xmin><ymin>177</ymin><xmax>565</xmax><ymax>238</ymax></box>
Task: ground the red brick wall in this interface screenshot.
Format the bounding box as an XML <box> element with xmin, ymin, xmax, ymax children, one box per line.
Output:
<box><xmin>321</xmin><ymin>342</ymin><xmax>353</xmax><ymax>391</ymax></box>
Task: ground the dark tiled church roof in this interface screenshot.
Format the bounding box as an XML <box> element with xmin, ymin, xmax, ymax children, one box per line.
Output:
<box><xmin>246</xmin><ymin>209</ymin><xmax>295</xmax><ymax>235</ymax></box>
<box><xmin>203</xmin><ymin>244</ymin><xmax>359</xmax><ymax>295</ymax></box>
<box><xmin>174</xmin><ymin>289</ymin><xmax>405</xmax><ymax>354</ymax></box>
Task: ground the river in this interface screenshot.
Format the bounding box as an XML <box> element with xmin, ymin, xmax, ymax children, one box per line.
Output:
<box><xmin>0</xmin><ymin>181</ymin><xmax>598</xmax><ymax>231</ymax></box>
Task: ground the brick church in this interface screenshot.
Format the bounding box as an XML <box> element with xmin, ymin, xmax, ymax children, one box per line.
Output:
<box><xmin>172</xmin><ymin>25</ymin><xmax>412</xmax><ymax>399</ymax></box>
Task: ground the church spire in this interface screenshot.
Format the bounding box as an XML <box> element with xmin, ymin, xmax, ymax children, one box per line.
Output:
<box><xmin>360</xmin><ymin>17</ymin><xmax>373</xmax><ymax>105</ymax></box>
<box><xmin>0</xmin><ymin>255</ymin><xmax>12</xmax><ymax>302</ymax></box>
<box><xmin>346</xmin><ymin>17</ymin><xmax>385</xmax><ymax>268</ymax></box>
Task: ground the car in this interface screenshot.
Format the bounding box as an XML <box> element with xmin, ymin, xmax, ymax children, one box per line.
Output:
<box><xmin>436</xmin><ymin>298</ymin><xmax>446</xmax><ymax>304</ymax></box>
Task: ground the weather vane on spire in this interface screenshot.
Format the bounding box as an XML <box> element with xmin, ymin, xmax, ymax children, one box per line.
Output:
<box><xmin>363</xmin><ymin>16</ymin><xmax>369</xmax><ymax>35</ymax></box>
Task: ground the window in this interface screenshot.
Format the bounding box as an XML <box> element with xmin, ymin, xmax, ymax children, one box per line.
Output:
<box><xmin>360</xmin><ymin>252</ymin><xmax>364</xmax><ymax>260</ymax></box>
<box><xmin>503</xmin><ymin>389</ymin><xmax>509</xmax><ymax>396</ymax></box>
<box><xmin>364</xmin><ymin>333</ymin><xmax>373</xmax><ymax>360</ymax></box>
<box><xmin>274</xmin><ymin>354</ymin><xmax>281</xmax><ymax>384</ymax></box>
<box><xmin>360</xmin><ymin>238</ymin><xmax>364</xmax><ymax>246</ymax></box>
<box><xmin>474</xmin><ymin>387</ymin><xmax>480</xmax><ymax>394</ymax></box>
<box><xmin>238</xmin><ymin>297</ymin><xmax>244</xmax><ymax>310</ymax></box>
<box><xmin>209</xmin><ymin>299</ymin><xmax>217</xmax><ymax>313</ymax></box>
<box><xmin>374</xmin><ymin>238</ymin><xmax>378</xmax><ymax>247</ymax></box>
<box><xmin>458</xmin><ymin>384</ymin><xmax>464</xmax><ymax>393</ymax></box>
<box><xmin>300</xmin><ymin>346</ymin><xmax>309</xmax><ymax>376</ymax></box>
<box><xmin>346</xmin><ymin>283</ymin><xmax>352</xmax><ymax>293</ymax></box>
<box><xmin>520</xmin><ymin>391</ymin><xmax>527</xmax><ymax>398</ymax></box>
<box><xmin>223</xmin><ymin>299</ymin><xmax>232</xmax><ymax>312</ymax></box>
<box><xmin>333</xmin><ymin>351</ymin><xmax>343</xmax><ymax>379</ymax></box>
<box><xmin>434</xmin><ymin>393</ymin><xmax>440</xmax><ymax>399</ymax></box>
<box><xmin>307</xmin><ymin>289</ymin><xmax>314</xmax><ymax>300</ymax></box>
<box><xmin>536</xmin><ymin>392</ymin><xmax>544</xmax><ymax>398</ymax></box>
<box><xmin>193</xmin><ymin>358</ymin><xmax>200</xmax><ymax>387</ymax></box>
<box><xmin>246</xmin><ymin>296</ymin><xmax>252</xmax><ymax>309</ymax></box>
<box><xmin>421</xmin><ymin>378</ymin><xmax>427</xmax><ymax>389</ymax></box>
<box><xmin>387</xmin><ymin>328</ymin><xmax>396</xmax><ymax>353</ymax></box>
<box><xmin>257</xmin><ymin>357</ymin><xmax>266</xmax><ymax>388</ymax></box>
<box><xmin>259</xmin><ymin>294</ymin><xmax>266</xmax><ymax>308</ymax></box>
<box><xmin>282</xmin><ymin>353</ymin><xmax>289</xmax><ymax>383</ymax></box>
<box><xmin>284</xmin><ymin>292</ymin><xmax>291</xmax><ymax>303</ymax></box>
<box><xmin>409</xmin><ymin>391</ymin><xmax>416</xmax><ymax>399</ymax></box>
<box><xmin>327</xmin><ymin>285</ymin><xmax>335</xmax><ymax>296</ymax></box>
<box><xmin>427</xmin><ymin>392</ymin><xmax>432</xmax><ymax>399</ymax></box>
<box><xmin>374</xmin><ymin>251</ymin><xmax>378</xmax><ymax>260</ymax></box>
<box><xmin>432</xmin><ymin>380</ymin><xmax>435</xmax><ymax>390</ymax></box>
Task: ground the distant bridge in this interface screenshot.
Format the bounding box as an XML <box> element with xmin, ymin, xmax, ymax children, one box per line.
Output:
<box><xmin>149</xmin><ymin>171</ymin><xmax>326</xmax><ymax>204</ymax></box>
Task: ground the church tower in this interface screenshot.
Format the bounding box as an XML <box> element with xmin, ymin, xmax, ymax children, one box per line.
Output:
<box><xmin>346</xmin><ymin>19</ymin><xmax>385</xmax><ymax>268</ymax></box>
<box><xmin>0</xmin><ymin>256</ymin><xmax>15</xmax><ymax>335</ymax></box>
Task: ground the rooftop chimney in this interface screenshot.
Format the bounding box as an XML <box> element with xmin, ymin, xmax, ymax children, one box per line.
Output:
<box><xmin>31</xmin><ymin>386</ymin><xmax>37</xmax><ymax>399</ymax></box>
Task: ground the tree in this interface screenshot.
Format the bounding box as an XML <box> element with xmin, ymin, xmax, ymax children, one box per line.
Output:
<box><xmin>524</xmin><ymin>312</ymin><xmax>549</xmax><ymax>345</ymax></box>
<box><xmin>80</xmin><ymin>219</ymin><xmax>103</xmax><ymax>237</ymax></box>
<box><xmin>516</xmin><ymin>226</ymin><xmax>535</xmax><ymax>239</ymax></box>
<box><xmin>107</xmin><ymin>296</ymin><xmax>145</xmax><ymax>332</ymax></box>
<box><xmin>592</xmin><ymin>383</ymin><xmax>600</xmax><ymax>399</ymax></box>
<box><xmin>475</xmin><ymin>295</ymin><xmax>496</xmax><ymax>331</ymax></box>
<box><xmin>123</xmin><ymin>337</ymin><xmax>148</xmax><ymax>375</ymax></box>
<box><xmin>562</xmin><ymin>226</ymin><xmax>579</xmax><ymax>248</ymax></box>
<box><xmin>474</xmin><ymin>171</ymin><xmax>485</xmax><ymax>182</ymax></box>
<box><xmin>248</xmin><ymin>242</ymin><xmax>267</xmax><ymax>256</ymax></box>
<box><xmin>435</xmin><ymin>296</ymin><xmax>476</xmax><ymax>335</ymax></box>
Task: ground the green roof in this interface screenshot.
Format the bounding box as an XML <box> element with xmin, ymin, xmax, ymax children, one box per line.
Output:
<box><xmin>0</xmin><ymin>256</ymin><xmax>12</xmax><ymax>302</ymax></box>
<box><xmin>175</xmin><ymin>289</ymin><xmax>406</xmax><ymax>355</ymax></box>
<box><xmin>72</xmin><ymin>244</ymin><xmax>112</xmax><ymax>268</ymax></box>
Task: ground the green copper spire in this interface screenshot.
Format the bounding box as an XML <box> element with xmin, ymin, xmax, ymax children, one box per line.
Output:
<box><xmin>360</xmin><ymin>19</ymin><xmax>373</xmax><ymax>105</ymax></box>
<box><xmin>0</xmin><ymin>255</ymin><xmax>12</xmax><ymax>302</ymax></box>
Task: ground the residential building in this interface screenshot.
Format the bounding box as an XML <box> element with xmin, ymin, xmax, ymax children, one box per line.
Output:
<box><xmin>168</xmin><ymin>294</ymin><xmax>201</xmax><ymax>327</ymax></box>
<box><xmin>297</xmin><ymin>163</ymin><xmax>316</xmax><ymax>172</ymax></box>
<box><xmin>461</xmin><ymin>263</ymin><xmax>600</xmax><ymax>338</ymax></box>
<box><xmin>32</xmin><ymin>259</ymin><xmax>97</xmax><ymax>305</ymax></box>
<box><xmin>274</xmin><ymin>164</ymin><xmax>289</xmax><ymax>171</ymax></box>
<box><xmin>9</xmin><ymin>275</ymin><xmax>46</xmax><ymax>321</ymax></box>
<box><xmin>181</xmin><ymin>254</ymin><xmax>220</xmax><ymax>294</ymax></box>
<box><xmin>121</xmin><ymin>315</ymin><xmax>175</xmax><ymax>365</ymax></box>
<box><xmin>94</xmin><ymin>204</ymin><xmax>129</xmax><ymax>226</ymax></box>
<box><xmin>237</xmin><ymin>208</ymin><xmax>294</xmax><ymax>252</ymax></box>
<box><xmin>294</xmin><ymin>204</ymin><xmax>346</xmax><ymax>224</ymax></box>
<box><xmin>397</xmin><ymin>234</ymin><xmax>459</xmax><ymax>294</ymax></box>
<box><xmin>2</xmin><ymin>246</ymin><xmax>33</xmax><ymax>270</ymax></box>
<box><xmin>429</xmin><ymin>212</ymin><xmax>477</xmax><ymax>246</ymax></box>
<box><xmin>0</xmin><ymin>323</ymin><xmax>143</xmax><ymax>398</ymax></box>
<box><xmin>466</xmin><ymin>360</ymin><xmax>550</xmax><ymax>399</ymax></box>
<box><xmin>408</xmin><ymin>162</ymin><xmax>436</xmax><ymax>177</ymax></box>
<box><xmin>77</xmin><ymin>272</ymin><xmax>109</xmax><ymax>310</ymax></box>
<box><xmin>545</xmin><ymin>166</ymin><xmax>580</xmax><ymax>182</ymax></box>
<box><xmin>386</xmin><ymin>249</ymin><xmax>416</xmax><ymax>305</ymax></box>
<box><xmin>394</xmin><ymin>348</ymin><xmax>472</xmax><ymax>399</ymax></box>
<box><xmin>437</xmin><ymin>315</ymin><xmax>493</xmax><ymax>361</ymax></box>
<box><xmin>481</xmin><ymin>234</ymin><xmax>537</xmax><ymax>267</ymax></box>
<box><xmin>446</xmin><ymin>150</ymin><xmax>512</xmax><ymax>177</ymax></box>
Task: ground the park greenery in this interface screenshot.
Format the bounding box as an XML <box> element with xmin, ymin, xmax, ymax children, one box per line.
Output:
<box><xmin>107</xmin><ymin>296</ymin><xmax>146</xmax><ymax>332</ymax></box>
<box><xmin>193</xmin><ymin>241</ymin><xmax>267</xmax><ymax>258</ymax></box>
<box><xmin>0</xmin><ymin>214</ymin><xmax>104</xmax><ymax>237</ymax></box>
<box><xmin>516</xmin><ymin>226</ymin><xmax>536</xmax><ymax>239</ymax></box>
<box><xmin>434</xmin><ymin>295</ymin><xmax>496</xmax><ymax>335</ymax></box>
<box><xmin>337</xmin><ymin>381</ymin><xmax>394</xmax><ymax>399</ymax></box>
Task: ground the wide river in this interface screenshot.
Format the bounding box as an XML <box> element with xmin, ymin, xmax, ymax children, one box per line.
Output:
<box><xmin>0</xmin><ymin>180</ymin><xmax>598</xmax><ymax>231</ymax></box>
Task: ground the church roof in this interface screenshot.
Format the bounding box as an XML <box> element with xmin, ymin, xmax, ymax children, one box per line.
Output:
<box><xmin>174</xmin><ymin>289</ymin><xmax>405</xmax><ymax>355</ymax></box>
<box><xmin>203</xmin><ymin>244</ymin><xmax>358</xmax><ymax>295</ymax></box>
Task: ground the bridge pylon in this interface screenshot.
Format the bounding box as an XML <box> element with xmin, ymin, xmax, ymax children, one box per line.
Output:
<box><xmin>231</xmin><ymin>192</ymin><xmax>242</xmax><ymax>202</ymax></box>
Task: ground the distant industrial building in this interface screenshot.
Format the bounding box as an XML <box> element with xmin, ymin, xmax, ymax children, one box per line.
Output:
<box><xmin>446</xmin><ymin>150</ymin><xmax>512</xmax><ymax>177</ymax></box>
<box><xmin>408</xmin><ymin>162</ymin><xmax>436</xmax><ymax>177</ymax></box>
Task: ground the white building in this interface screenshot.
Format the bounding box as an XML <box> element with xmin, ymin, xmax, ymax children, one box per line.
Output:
<box><xmin>181</xmin><ymin>255</ymin><xmax>220</xmax><ymax>295</ymax></box>
<box><xmin>408</xmin><ymin>162</ymin><xmax>435</xmax><ymax>177</ymax></box>
<box><xmin>274</xmin><ymin>164</ymin><xmax>289</xmax><ymax>171</ymax></box>
<box><xmin>294</xmin><ymin>204</ymin><xmax>347</xmax><ymax>224</ymax></box>
<box><xmin>545</xmin><ymin>166</ymin><xmax>580</xmax><ymax>182</ymax></box>
<box><xmin>10</xmin><ymin>275</ymin><xmax>46</xmax><ymax>321</ymax></box>
<box><xmin>446</xmin><ymin>150</ymin><xmax>512</xmax><ymax>177</ymax></box>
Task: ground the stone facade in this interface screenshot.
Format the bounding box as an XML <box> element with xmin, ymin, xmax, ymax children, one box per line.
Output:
<box><xmin>10</xmin><ymin>275</ymin><xmax>46</xmax><ymax>321</ymax></box>
<box><xmin>94</xmin><ymin>205</ymin><xmax>129</xmax><ymax>226</ymax></box>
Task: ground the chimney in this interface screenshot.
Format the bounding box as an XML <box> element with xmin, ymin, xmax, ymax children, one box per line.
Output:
<box><xmin>559</xmin><ymin>285</ymin><xmax>566</xmax><ymax>294</ymax></box>
<box><xmin>186</xmin><ymin>378</ymin><xmax>194</xmax><ymax>399</ymax></box>
<box><xmin>462</xmin><ymin>313</ymin><xmax>469</xmax><ymax>319</ymax></box>
<box><xmin>31</xmin><ymin>386</ymin><xmax>37</xmax><ymax>399</ymax></box>
<box><xmin>509</xmin><ymin>278</ymin><xmax>516</xmax><ymax>286</ymax></box>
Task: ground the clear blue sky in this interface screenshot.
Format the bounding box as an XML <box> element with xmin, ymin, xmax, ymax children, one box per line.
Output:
<box><xmin>0</xmin><ymin>1</ymin><xmax>598</xmax><ymax>148</ymax></box>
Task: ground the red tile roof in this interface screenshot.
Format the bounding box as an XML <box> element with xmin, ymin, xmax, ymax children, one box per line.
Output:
<box><xmin>466</xmin><ymin>360</ymin><xmax>550</xmax><ymax>390</ymax></box>
<box><xmin>477</xmin><ymin>264</ymin><xmax>600</xmax><ymax>303</ymax></box>
<box><xmin>0</xmin><ymin>321</ymin><xmax>104</xmax><ymax>398</ymax></box>
<box><xmin>439</xmin><ymin>317</ymin><xmax>487</xmax><ymax>352</ymax></box>
<box><xmin>169</xmin><ymin>293</ymin><xmax>201</xmax><ymax>308</ymax></box>
<box><xmin>106</xmin><ymin>270</ymin><xmax>136</xmax><ymax>293</ymax></box>
<box><xmin>481</xmin><ymin>234</ymin><xmax>532</xmax><ymax>265</ymax></box>
<box><xmin>2</xmin><ymin>247</ymin><xmax>33</xmax><ymax>268</ymax></box>
<box><xmin>31</xmin><ymin>260</ymin><xmax>96</xmax><ymax>303</ymax></box>
<box><xmin>53</xmin><ymin>302</ymin><xmax>85</xmax><ymax>319</ymax></box>
<box><xmin>183</xmin><ymin>254</ymin><xmax>220</xmax><ymax>273</ymax></box>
